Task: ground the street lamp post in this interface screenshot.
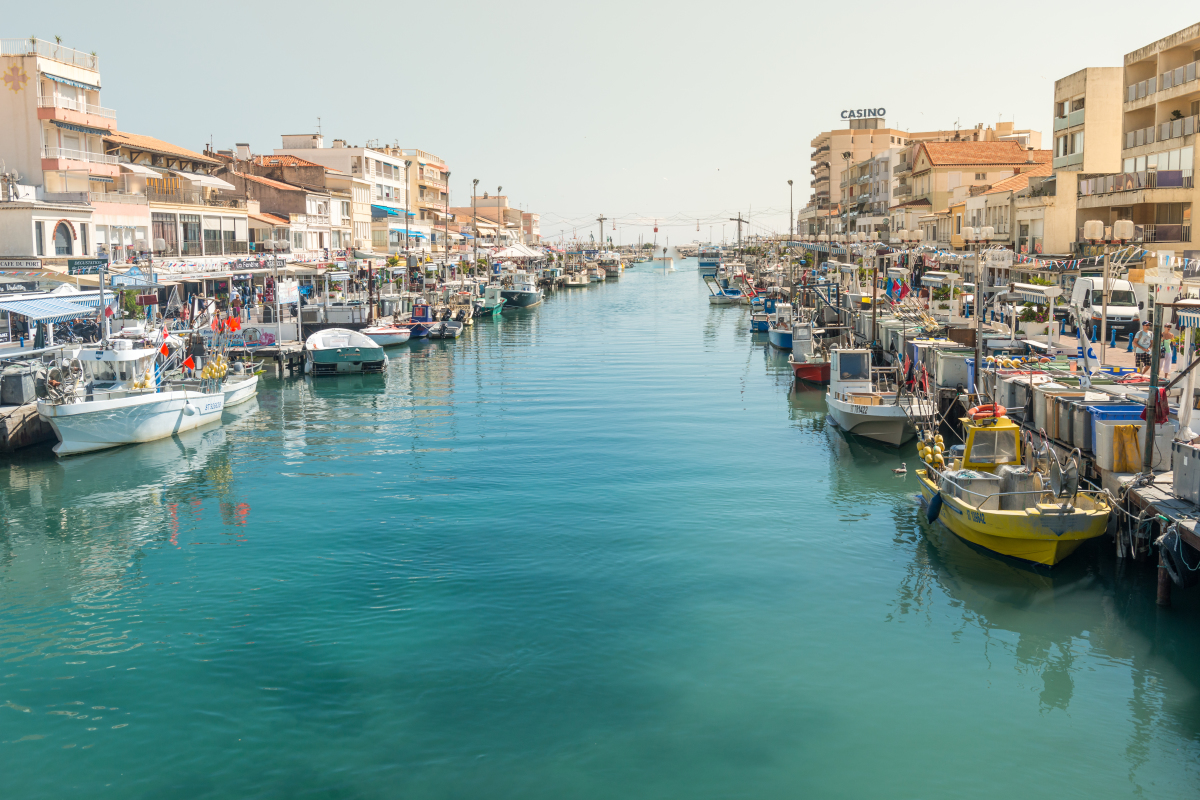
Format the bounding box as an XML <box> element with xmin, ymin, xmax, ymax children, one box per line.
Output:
<box><xmin>497</xmin><ymin>186</ymin><xmax>503</xmax><ymax>248</ymax></box>
<box><xmin>472</xmin><ymin>178</ymin><xmax>479</xmax><ymax>277</ymax></box>
<box><xmin>404</xmin><ymin>159</ymin><xmax>412</xmax><ymax>289</ymax></box>
<box><xmin>788</xmin><ymin>179</ymin><xmax>794</xmax><ymax>242</ymax></box>
<box><xmin>841</xmin><ymin>151</ymin><xmax>852</xmax><ymax>246</ymax></box>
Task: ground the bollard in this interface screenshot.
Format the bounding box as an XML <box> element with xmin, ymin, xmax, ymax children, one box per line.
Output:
<box><xmin>1157</xmin><ymin>552</ymin><xmax>1172</xmax><ymax>607</ymax></box>
<box><xmin>1092</xmin><ymin>325</ymin><xmax>1098</xmax><ymax>343</ymax></box>
<box><xmin>1127</xmin><ymin>333</ymin><xmax>1134</xmax><ymax>352</ymax></box>
<box><xmin>18</xmin><ymin>335</ymin><xmax>24</xmax><ymax>348</ymax></box>
<box><xmin>1060</xmin><ymin>318</ymin><xmax>1068</xmax><ymax>336</ymax></box>
<box><xmin>1110</xmin><ymin>327</ymin><xmax>1117</xmax><ymax>349</ymax></box>
<box><xmin>1172</xmin><ymin>342</ymin><xmax>1178</xmax><ymax>363</ymax></box>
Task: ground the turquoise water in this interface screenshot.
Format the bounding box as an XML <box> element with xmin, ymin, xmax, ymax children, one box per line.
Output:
<box><xmin>2</xmin><ymin>262</ymin><xmax>1199</xmax><ymax>798</ymax></box>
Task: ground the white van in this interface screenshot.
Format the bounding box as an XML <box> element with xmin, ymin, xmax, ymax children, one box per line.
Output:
<box><xmin>1068</xmin><ymin>276</ymin><xmax>1144</xmax><ymax>338</ymax></box>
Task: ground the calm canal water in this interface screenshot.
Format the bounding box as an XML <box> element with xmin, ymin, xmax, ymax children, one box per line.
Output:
<box><xmin>2</xmin><ymin>262</ymin><xmax>1199</xmax><ymax>798</ymax></box>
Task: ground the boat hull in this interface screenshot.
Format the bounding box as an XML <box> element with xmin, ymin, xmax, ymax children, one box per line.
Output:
<box><xmin>362</xmin><ymin>328</ymin><xmax>412</xmax><ymax>346</ymax></box>
<box><xmin>708</xmin><ymin>295</ymin><xmax>740</xmax><ymax>305</ymax></box>
<box><xmin>915</xmin><ymin>470</ymin><xmax>1108</xmax><ymax>566</ymax></box>
<box><xmin>38</xmin><ymin>390</ymin><xmax>225</xmax><ymax>456</ymax></box>
<box><xmin>476</xmin><ymin>302</ymin><xmax>506</xmax><ymax>317</ymax></box>
<box><xmin>826</xmin><ymin>397</ymin><xmax>920</xmax><ymax>446</ymax></box>
<box><xmin>306</xmin><ymin>346</ymin><xmax>387</xmax><ymax>374</ymax></box>
<box><xmin>790</xmin><ymin>359</ymin><xmax>830</xmax><ymax>384</ymax></box>
<box><xmin>768</xmin><ymin>328</ymin><xmax>793</xmax><ymax>350</ymax></box>
<box><xmin>222</xmin><ymin>374</ymin><xmax>259</xmax><ymax>407</ymax></box>
<box><xmin>501</xmin><ymin>289</ymin><xmax>543</xmax><ymax>308</ymax></box>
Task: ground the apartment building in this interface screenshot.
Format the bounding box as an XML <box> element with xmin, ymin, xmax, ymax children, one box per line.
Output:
<box><xmin>274</xmin><ymin>135</ymin><xmax>409</xmax><ymax>219</ymax></box>
<box><xmin>0</xmin><ymin>37</ymin><xmax>151</xmax><ymax>268</ymax></box>
<box><xmin>103</xmin><ymin>130</ymin><xmax>247</xmax><ymax>269</ymax></box>
<box><xmin>237</xmin><ymin>153</ymin><xmax>369</xmax><ymax>253</ymax></box>
<box><xmin>397</xmin><ymin>149</ymin><xmax>449</xmax><ymax>226</ymax></box>
<box><xmin>1047</xmin><ymin>24</ymin><xmax>1200</xmax><ymax>257</ymax></box>
<box><xmin>521</xmin><ymin>212</ymin><xmax>540</xmax><ymax>244</ymax></box>
<box><xmin>449</xmin><ymin>196</ymin><xmax>523</xmax><ymax>245</ymax></box>
<box><xmin>798</xmin><ymin>115</ymin><xmax>1041</xmax><ymax>236</ymax></box>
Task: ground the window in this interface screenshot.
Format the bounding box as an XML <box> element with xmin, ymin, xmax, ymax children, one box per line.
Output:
<box><xmin>80</xmin><ymin>223</ymin><xmax>89</xmax><ymax>255</ymax></box>
<box><xmin>376</xmin><ymin>184</ymin><xmax>384</xmax><ymax>199</ymax></box>
<box><xmin>975</xmin><ymin>172</ymin><xmax>986</xmax><ymax>180</ymax></box>
<box><xmin>838</xmin><ymin>352</ymin><xmax>870</xmax><ymax>381</ymax></box>
<box><xmin>969</xmin><ymin>429</ymin><xmax>1018</xmax><ymax>465</ymax></box>
<box><xmin>152</xmin><ymin>212</ymin><xmax>178</xmax><ymax>251</ymax></box>
<box><xmin>34</xmin><ymin>221</ymin><xmax>44</xmax><ymax>256</ymax></box>
<box><xmin>54</xmin><ymin>222</ymin><xmax>72</xmax><ymax>255</ymax></box>
<box><xmin>1055</xmin><ymin>101</ymin><xmax>1067</xmax><ymax>117</ymax></box>
<box><xmin>1072</xmin><ymin>131</ymin><xmax>1084</xmax><ymax>154</ymax></box>
<box><xmin>181</xmin><ymin>214</ymin><xmax>201</xmax><ymax>244</ymax></box>
<box><xmin>955</xmin><ymin>214</ymin><xmax>962</xmax><ymax>234</ymax></box>
<box><xmin>342</xmin><ymin>200</ymin><xmax>350</xmax><ymax>219</ymax></box>
<box><xmin>293</xmin><ymin>232</ymin><xmax>304</xmax><ymax>249</ymax></box>
<box><xmin>1071</xmin><ymin>97</ymin><xmax>1085</xmax><ymax>111</ymax></box>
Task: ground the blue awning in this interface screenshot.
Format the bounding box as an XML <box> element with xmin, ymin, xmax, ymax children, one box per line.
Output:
<box><xmin>460</xmin><ymin>233</ymin><xmax>475</xmax><ymax>239</ymax></box>
<box><xmin>371</xmin><ymin>204</ymin><xmax>415</xmax><ymax>218</ymax></box>
<box><xmin>51</xmin><ymin>119</ymin><xmax>111</xmax><ymax>136</ymax></box>
<box><xmin>44</xmin><ymin>73</ymin><xmax>101</xmax><ymax>92</ymax></box>
<box><xmin>89</xmin><ymin>175</ymin><xmax>114</xmax><ymax>183</ymax></box>
<box><xmin>0</xmin><ymin>297</ymin><xmax>97</xmax><ymax>323</ymax></box>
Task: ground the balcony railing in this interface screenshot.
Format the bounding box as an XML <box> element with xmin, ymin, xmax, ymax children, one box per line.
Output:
<box><xmin>1125</xmin><ymin>125</ymin><xmax>1156</xmax><ymax>149</ymax></box>
<box><xmin>1127</xmin><ymin>76</ymin><xmax>1158</xmax><ymax>103</ymax></box>
<box><xmin>893</xmin><ymin>184</ymin><xmax>912</xmax><ymax>197</ymax></box>
<box><xmin>1140</xmin><ymin>223</ymin><xmax>1191</xmax><ymax>243</ymax></box>
<box><xmin>1</xmin><ymin>38</ymin><xmax>98</xmax><ymax>70</ymax></box>
<box><xmin>1159</xmin><ymin>115</ymin><xmax>1197</xmax><ymax>142</ymax></box>
<box><xmin>893</xmin><ymin>160</ymin><xmax>910</xmax><ymax>174</ymax></box>
<box><xmin>1158</xmin><ymin>60</ymin><xmax>1199</xmax><ymax>95</ymax></box>
<box><xmin>146</xmin><ymin>190</ymin><xmax>247</xmax><ymax>208</ymax></box>
<box><xmin>1053</xmin><ymin>115</ymin><xmax>1069</xmax><ymax>132</ymax></box>
<box><xmin>37</xmin><ymin>95</ymin><xmax>116</xmax><ymax>120</ymax></box>
<box><xmin>419</xmin><ymin>175</ymin><xmax>447</xmax><ymax>189</ymax></box>
<box><xmin>294</xmin><ymin>214</ymin><xmax>330</xmax><ymax>226</ymax></box>
<box><xmin>88</xmin><ymin>191</ymin><xmax>147</xmax><ymax>204</ymax></box>
<box><xmin>41</xmin><ymin>147</ymin><xmax>118</xmax><ymax>165</ymax></box>
<box><xmin>1080</xmin><ymin>169</ymin><xmax>1196</xmax><ymax>197</ymax></box>
<box><xmin>172</xmin><ymin>240</ymin><xmax>251</xmax><ymax>257</ymax></box>
<box><xmin>1076</xmin><ymin>223</ymin><xmax>1192</xmax><ymax>244</ymax></box>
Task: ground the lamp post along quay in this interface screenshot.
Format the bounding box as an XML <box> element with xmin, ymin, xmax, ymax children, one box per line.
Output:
<box><xmin>962</xmin><ymin>226</ymin><xmax>994</xmax><ymax>396</ymax></box>
<box><xmin>1082</xmin><ymin>219</ymin><xmax>1134</xmax><ymax>366</ymax></box>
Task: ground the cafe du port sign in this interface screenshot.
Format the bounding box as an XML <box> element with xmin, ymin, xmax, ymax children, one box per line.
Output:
<box><xmin>841</xmin><ymin>108</ymin><xmax>886</xmax><ymax>119</ymax></box>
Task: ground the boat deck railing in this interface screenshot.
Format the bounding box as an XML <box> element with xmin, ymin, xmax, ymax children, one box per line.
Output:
<box><xmin>934</xmin><ymin>470</ymin><xmax>1110</xmax><ymax>512</ymax></box>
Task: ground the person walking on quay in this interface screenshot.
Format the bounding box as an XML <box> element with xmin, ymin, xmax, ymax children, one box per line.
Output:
<box><xmin>1135</xmin><ymin>320</ymin><xmax>1154</xmax><ymax>374</ymax></box>
<box><xmin>1160</xmin><ymin>323</ymin><xmax>1175</xmax><ymax>377</ymax></box>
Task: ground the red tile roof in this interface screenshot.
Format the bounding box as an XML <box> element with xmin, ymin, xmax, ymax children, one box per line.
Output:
<box><xmin>250</xmin><ymin>212</ymin><xmax>289</xmax><ymax>225</ymax></box>
<box><xmin>983</xmin><ymin>163</ymin><xmax>1053</xmax><ymax>195</ymax></box>
<box><xmin>104</xmin><ymin>130</ymin><xmax>220</xmax><ymax>166</ymax></box>
<box><xmin>918</xmin><ymin>141</ymin><xmax>1052</xmax><ymax>167</ymax></box>
<box><xmin>253</xmin><ymin>154</ymin><xmax>346</xmax><ymax>174</ymax></box>
<box><xmin>239</xmin><ymin>172</ymin><xmax>307</xmax><ymax>192</ymax></box>
<box><xmin>890</xmin><ymin>198</ymin><xmax>932</xmax><ymax>210</ymax></box>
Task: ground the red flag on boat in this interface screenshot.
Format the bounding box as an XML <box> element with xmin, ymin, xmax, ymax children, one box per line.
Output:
<box><xmin>182</xmin><ymin>356</ymin><xmax>195</xmax><ymax>370</ymax></box>
<box><xmin>160</xmin><ymin>342</ymin><xmax>170</xmax><ymax>357</ymax></box>
<box><xmin>104</xmin><ymin>304</ymin><xmax>114</xmax><ymax>317</ymax></box>
<box><xmin>898</xmin><ymin>280</ymin><xmax>910</xmax><ymax>300</ymax></box>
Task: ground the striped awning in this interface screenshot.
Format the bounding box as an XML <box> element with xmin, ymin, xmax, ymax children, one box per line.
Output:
<box><xmin>0</xmin><ymin>297</ymin><xmax>97</xmax><ymax>323</ymax></box>
<box><xmin>51</xmin><ymin>119</ymin><xmax>111</xmax><ymax>136</ymax></box>
<box><xmin>1010</xmin><ymin>283</ymin><xmax>1063</xmax><ymax>305</ymax></box>
<box><xmin>44</xmin><ymin>73</ymin><xmax>101</xmax><ymax>92</ymax></box>
<box><xmin>1175</xmin><ymin>310</ymin><xmax>1200</xmax><ymax>328</ymax></box>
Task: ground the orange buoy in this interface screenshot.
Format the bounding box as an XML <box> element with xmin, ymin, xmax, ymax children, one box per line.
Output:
<box><xmin>967</xmin><ymin>403</ymin><xmax>1007</xmax><ymax>420</ymax></box>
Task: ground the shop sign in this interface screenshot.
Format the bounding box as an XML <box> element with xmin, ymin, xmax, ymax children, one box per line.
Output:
<box><xmin>68</xmin><ymin>257</ymin><xmax>108</xmax><ymax>275</ymax></box>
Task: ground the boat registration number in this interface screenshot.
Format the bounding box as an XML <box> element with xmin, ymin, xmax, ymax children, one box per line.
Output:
<box><xmin>852</xmin><ymin>404</ymin><xmax>868</xmax><ymax>413</ymax></box>
<box><xmin>202</xmin><ymin>401</ymin><xmax>223</xmax><ymax>413</ymax></box>
<box><xmin>966</xmin><ymin>510</ymin><xmax>986</xmax><ymax>524</ymax></box>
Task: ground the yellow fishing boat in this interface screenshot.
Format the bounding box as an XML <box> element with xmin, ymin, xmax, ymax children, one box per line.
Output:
<box><xmin>915</xmin><ymin>410</ymin><xmax>1111</xmax><ymax>566</ymax></box>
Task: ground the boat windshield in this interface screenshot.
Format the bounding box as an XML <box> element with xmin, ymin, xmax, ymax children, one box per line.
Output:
<box><xmin>838</xmin><ymin>353</ymin><xmax>870</xmax><ymax>381</ymax></box>
<box><xmin>968</xmin><ymin>428</ymin><xmax>1018</xmax><ymax>465</ymax></box>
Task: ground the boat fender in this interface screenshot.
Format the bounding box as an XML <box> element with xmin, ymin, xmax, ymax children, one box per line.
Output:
<box><xmin>926</xmin><ymin>493</ymin><xmax>943</xmax><ymax>523</ymax></box>
<box><xmin>183</xmin><ymin>403</ymin><xmax>196</xmax><ymax>416</ymax></box>
<box><xmin>1161</xmin><ymin>527</ymin><xmax>1200</xmax><ymax>589</ymax></box>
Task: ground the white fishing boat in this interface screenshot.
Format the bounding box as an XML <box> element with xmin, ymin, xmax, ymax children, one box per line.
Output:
<box><xmin>361</xmin><ymin>324</ymin><xmax>413</xmax><ymax>346</ymax></box>
<box><xmin>500</xmin><ymin>270</ymin><xmax>544</xmax><ymax>308</ymax></box>
<box><xmin>304</xmin><ymin>328</ymin><xmax>387</xmax><ymax>375</ymax></box>
<box><xmin>564</xmin><ymin>271</ymin><xmax>589</xmax><ymax>287</ymax></box>
<box><xmin>37</xmin><ymin>345</ymin><xmax>225</xmax><ymax>456</ymax></box>
<box><xmin>219</xmin><ymin>372</ymin><xmax>260</xmax><ymax>407</ymax></box>
<box><xmin>825</xmin><ymin>348</ymin><xmax>934</xmax><ymax>446</ymax></box>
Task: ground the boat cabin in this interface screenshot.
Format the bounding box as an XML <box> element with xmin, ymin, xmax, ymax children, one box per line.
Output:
<box><xmin>957</xmin><ymin>415</ymin><xmax>1021</xmax><ymax>472</ymax></box>
<box><xmin>828</xmin><ymin>349</ymin><xmax>873</xmax><ymax>401</ymax></box>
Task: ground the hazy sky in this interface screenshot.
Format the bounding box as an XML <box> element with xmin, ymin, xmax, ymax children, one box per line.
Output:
<box><xmin>9</xmin><ymin>2</ymin><xmax>1191</xmax><ymax>241</ymax></box>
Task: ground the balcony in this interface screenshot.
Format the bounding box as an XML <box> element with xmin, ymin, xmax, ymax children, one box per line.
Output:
<box><xmin>1075</xmin><ymin>223</ymin><xmax>1191</xmax><ymax>244</ymax></box>
<box><xmin>170</xmin><ymin>240</ymin><xmax>251</xmax><ymax>257</ymax></box>
<box><xmin>37</xmin><ymin>95</ymin><xmax>116</xmax><ymax>127</ymax></box>
<box><xmin>419</xmin><ymin>175</ymin><xmax>447</xmax><ymax>190</ymax></box>
<box><xmin>1068</xmin><ymin>108</ymin><xmax>1085</xmax><ymax>127</ymax></box>
<box><xmin>893</xmin><ymin>183</ymin><xmax>912</xmax><ymax>198</ymax></box>
<box><xmin>1158</xmin><ymin>115</ymin><xmax>1198</xmax><ymax>143</ymax></box>
<box><xmin>1126</xmin><ymin>76</ymin><xmax>1158</xmax><ymax>104</ymax></box>
<box><xmin>1125</xmin><ymin>125</ymin><xmax>1157</xmax><ymax>150</ymax></box>
<box><xmin>0</xmin><ymin>37</ymin><xmax>99</xmax><ymax>70</ymax></box>
<box><xmin>88</xmin><ymin>191</ymin><xmax>147</xmax><ymax>205</ymax></box>
<box><xmin>1158</xmin><ymin>60</ymin><xmax>1200</xmax><ymax>96</ymax></box>
<box><xmin>294</xmin><ymin>213</ymin><xmax>330</xmax><ymax>226</ymax></box>
<box><xmin>146</xmin><ymin>190</ymin><xmax>247</xmax><ymax>209</ymax></box>
<box><xmin>42</xmin><ymin>147</ymin><xmax>118</xmax><ymax>166</ymax></box>
<box><xmin>1054</xmin><ymin>115</ymin><xmax>1070</xmax><ymax>132</ymax></box>
<box><xmin>893</xmin><ymin>160</ymin><xmax>911</xmax><ymax>175</ymax></box>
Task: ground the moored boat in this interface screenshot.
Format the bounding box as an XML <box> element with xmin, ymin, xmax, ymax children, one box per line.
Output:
<box><xmin>361</xmin><ymin>325</ymin><xmax>413</xmax><ymax>346</ymax></box>
<box><xmin>916</xmin><ymin>410</ymin><xmax>1111</xmax><ymax>566</ymax></box>
<box><xmin>825</xmin><ymin>348</ymin><xmax>934</xmax><ymax>445</ymax></box>
<box><xmin>304</xmin><ymin>328</ymin><xmax>387</xmax><ymax>375</ymax></box>
<box><xmin>37</xmin><ymin>345</ymin><xmax>225</xmax><ymax>456</ymax></box>
<box><xmin>500</xmin><ymin>271</ymin><xmax>544</xmax><ymax>308</ymax></box>
<box><xmin>475</xmin><ymin>285</ymin><xmax>506</xmax><ymax>317</ymax></box>
<box><xmin>767</xmin><ymin>303</ymin><xmax>795</xmax><ymax>350</ymax></box>
<box><xmin>788</xmin><ymin>322</ymin><xmax>830</xmax><ymax>384</ymax></box>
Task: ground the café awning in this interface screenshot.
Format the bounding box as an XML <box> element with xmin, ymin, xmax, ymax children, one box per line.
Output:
<box><xmin>0</xmin><ymin>297</ymin><xmax>98</xmax><ymax>323</ymax></box>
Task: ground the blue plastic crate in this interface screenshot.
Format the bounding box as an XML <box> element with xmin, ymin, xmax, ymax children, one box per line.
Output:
<box><xmin>1088</xmin><ymin>404</ymin><xmax>1146</xmax><ymax>447</ymax></box>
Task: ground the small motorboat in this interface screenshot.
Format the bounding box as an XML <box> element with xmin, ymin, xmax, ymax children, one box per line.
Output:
<box><xmin>767</xmin><ymin>303</ymin><xmax>795</xmax><ymax>350</ymax></box>
<box><xmin>361</xmin><ymin>325</ymin><xmax>412</xmax><ymax>347</ymax></box>
<box><xmin>37</xmin><ymin>344</ymin><xmax>225</xmax><ymax>456</ymax></box>
<box><xmin>916</xmin><ymin>409</ymin><xmax>1112</xmax><ymax>566</ymax></box>
<box><xmin>399</xmin><ymin>304</ymin><xmax>435</xmax><ymax>338</ymax></box>
<box><xmin>825</xmin><ymin>348</ymin><xmax>934</xmax><ymax>445</ymax></box>
<box><xmin>500</xmin><ymin>271</ymin><xmax>544</xmax><ymax>308</ymax></box>
<box><xmin>788</xmin><ymin>321</ymin><xmax>831</xmax><ymax>384</ymax></box>
<box><xmin>475</xmin><ymin>285</ymin><xmax>506</xmax><ymax>318</ymax></box>
<box><xmin>304</xmin><ymin>328</ymin><xmax>387</xmax><ymax>375</ymax></box>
